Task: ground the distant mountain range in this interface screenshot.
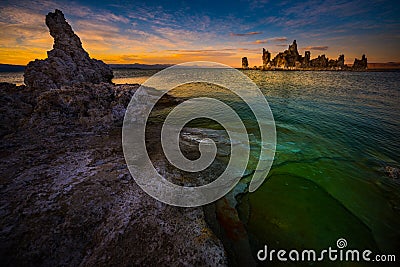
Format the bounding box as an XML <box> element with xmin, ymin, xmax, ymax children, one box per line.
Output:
<box><xmin>109</xmin><ymin>63</ymin><xmax>173</xmax><ymax>69</ymax></box>
<box><xmin>0</xmin><ymin>64</ymin><xmax>25</xmax><ymax>72</ymax></box>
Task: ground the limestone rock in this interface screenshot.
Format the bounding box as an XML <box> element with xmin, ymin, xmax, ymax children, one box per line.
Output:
<box><xmin>272</xmin><ymin>52</ymin><xmax>288</xmax><ymax>69</ymax></box>
<box><xmin>24</xmin><ymin>10</ymin><xmax>113</xmax><ymax>90</ymax></box>
<box><xmin>0</xmin><ymin>83</ymin><xmax>35</xmax><ymax>137</ymax></box>
<box><xmin>0</xmin><ymin>126</ymin><xmax>227</xmax><ymax>266</ymax></box>
<box><xmin>385</xmin><ymin>166</ymin><xmax>400</xmax><ymax>179</ymax></box>
<box><xmin>241</xmin><ymin>57</ymin><xmax>249</xmax><ymax>69</ymax></box>
<box><xmin>353</xmin><ymin>54</ymin><xmax>368</xmax><ymax>70</ymax></box>
<box><xmin>337</xmin><ymin>54</ymin><xmax>345</xmax><ymax>68</ymax></box>
<box><xmin>242</xmin><ymin>40</ymin><xmax>357</xmax><ymax>70</ymax></box>
<box><xmin>270</xmin><ymin>40</ymin><xmax>301</xmax><ymax>69</ymax></box>
<box><xmin>262</xmin><ymin>48</ymin><xmax>271</xmax><ymax>69</ymax></box>
<box><xmin>310</xmin><ymin>54</ymin><xmax>328</xmax><ymax>68</ymax></box>
<box><xmin>303</xmin><ymin>51</ymin><xmax>311</xmax><ymax>67</ymax></box>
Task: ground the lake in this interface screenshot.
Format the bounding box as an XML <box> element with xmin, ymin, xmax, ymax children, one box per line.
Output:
<box><xmin>2</xmin><ymin>69</ymin><xmax>399</xmax><ymax>257</ymax></box>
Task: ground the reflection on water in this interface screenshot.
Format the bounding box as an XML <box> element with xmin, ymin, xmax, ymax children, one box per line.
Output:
<box><xmin>112</xmin><ymin>69</ymin><xmax>160</xmax><ymax>84</ymax></box>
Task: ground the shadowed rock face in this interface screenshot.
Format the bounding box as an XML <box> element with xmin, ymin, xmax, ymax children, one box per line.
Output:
<box><xmin>24</xmin><ymin>9</ymin><xmax>113</xmax><ymax>89</ymax></box>
<box><xmin>254</xmin><ymin>40</ymin><xmax>366</xmax><ymax>70</ymax></box>
<box><xmin>241</xmin><ymin>57</ymin><xmax>249</xmax><ymax>69</ymax></box>
<box><xmin>353</xmin><ymin>54</ymin><xmax>368</xmax><ymax>70</ymax></box>
<box><xmin>3</xmin><ymin>9</ymin><xmax>228</xmax><ymax>266</ymax></box>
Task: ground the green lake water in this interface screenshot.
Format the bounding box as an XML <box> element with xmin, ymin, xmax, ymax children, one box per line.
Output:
<box><xmin>140</xmin><ymin>69</ymin><xmax>400</xmax><ymax>260</ymax></box>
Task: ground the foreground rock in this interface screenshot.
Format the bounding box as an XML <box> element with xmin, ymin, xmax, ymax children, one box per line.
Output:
<box><xmin>24</xmin><ymin>10</ymin><xmax>113</xmax><ymax>90</ymax></box>
<box><xmin>0</xmin><ymin>81</ymin><xmax>227</xmax><ymax>266</ymax></box>
<box><xmin>1</xmin><ymin>8</ymin><xmax>227</xmax><ymax>266</ymax></box>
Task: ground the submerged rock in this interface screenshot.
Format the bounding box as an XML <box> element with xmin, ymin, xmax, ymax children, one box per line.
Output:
<box><xmin>385</xmin><ymin>166</ymin><xmax>400</xmax><ymax>179</ymax></box>
<box><xmin>24</xmin><ymin>9</ymin><xmax>113</xmax><ymax>90</ymax></box>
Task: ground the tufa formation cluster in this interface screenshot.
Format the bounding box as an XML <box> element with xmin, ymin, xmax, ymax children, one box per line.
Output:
<box><xmin>243</xmin><ymin>40</ymin><xmax>367</xmax><ymax>71</ymax></box>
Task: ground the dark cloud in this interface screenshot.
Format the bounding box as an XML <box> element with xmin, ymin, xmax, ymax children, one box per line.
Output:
<box><xmin>303</xmin><ymin>46</ymin><xmax>329</xmax><ymax>51</ymax></box>
<box><xmin>230</xmin><ymin>31</ymin><xmax>262</xmax><ymax>36</ymax></box>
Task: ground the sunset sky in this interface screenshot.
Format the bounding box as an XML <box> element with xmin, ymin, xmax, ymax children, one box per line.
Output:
<box><xmin>0</xmin><ymin>0</ymin><xmax>399</xmax><ymax>67</ymax></box>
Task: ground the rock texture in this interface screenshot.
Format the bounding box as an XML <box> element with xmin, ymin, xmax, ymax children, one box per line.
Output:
<box><xmin>247</xmin><ymin>40</ymin><xmax>367</xmax><ymax>71</ymax></box>
<box><xmin>262</xmin><ymin>48</ymin><xmax>271</xmax><ymax>69</ymax></box>
<box><xmin>241</xmin><ymin>57</ymin><xmax>249</xmax><ymax>69</ymax></box>
<box><xmin>1</xmin><ymin>9</ymin><xmax>228</xmax><ymax>266</ymax></box>
<box><xmin>0</xmin><ymin>84</ymin><xmax>228</xmax><ymax>266</ymax></box>
<box><xmin>24</xmin><ymin>10</ymin><xmax>113</xmax><ymax>90</ymax></box>
<box><xmin>0</xmin><ymin>117</ymin><xmax>227</xmax><ymax>266</ymax></box>
<box><xmin>353</xmin><ymin>54</ymin><xmax>368</xmax><ymax>70</ymax></box>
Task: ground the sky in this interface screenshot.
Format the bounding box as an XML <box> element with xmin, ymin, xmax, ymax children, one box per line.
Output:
<box><xmin>0</xmin><ymin>0</ymin><xmax>399</xmax><ymax>67</ymax></box>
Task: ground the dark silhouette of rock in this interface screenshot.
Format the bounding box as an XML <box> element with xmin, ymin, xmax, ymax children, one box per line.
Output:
<box><xmin>271</xmin><ymin>52</ymin><xmax>288</xmax><ymax>69</ymax></box>
<box><xmin>24</xmin><ymin>9</ymin><xmax>113</xmax><ymax>89</ymax></box>
<box><xmin>310</xmin><ymin>54</ymin><xmax>328</xmax><ymax>68</ymax></box>
<box><xmin>286</xmin><ymin>40</ymin><xmax>300</xmax><ymax>67</ymax></box>
<box><xmin>269</xmin><ymin>40</ymin><xmax>302</xmax><ymax>69</ymax></box>
<box><xmin>242</xmin><ymin>57</ymin><xmax>249</xmax><ymax>69</ymax></box>
<box><xmin>262</xmin><ymin>48</ymin><xmax>271</xmax><ymax>69</ymax></box>
<box><xmin>337</xmin><ymin>54</ymin><xmax>345</xmax><ymax>68</ymax></box>
<box><xmin>245</xmin><ymin>40</ymin><xmax>366</xmax><ymax>71</ymax></box>
<box><xmin>352</xmin><ymin>54</ymin><xmax>368</xmax><ymax>70</ymax></box>
<box><xmin>303</xmin><ymin>51</ymin><xmax>311</xmax><ymax>67</ymax></box>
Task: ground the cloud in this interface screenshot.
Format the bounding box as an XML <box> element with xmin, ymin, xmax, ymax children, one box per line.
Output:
<box><xmin>269</xmin><ymin>37</ymin><xmax>287</xmax><ymax>42</ymax></box>
<box><xmin>303</xmin><ymin>46</ymin><xmax>329</xmax><ymax>51</ymax></box>
<box><xmin>245</xmin><ymin>39</ymin><xmax>268</xmax><ymax>45</ymax></box>
<box><xmin>165</xmin><ymin>48</ymin><xmax>260</xmax><ymax>55</ymax></box>
<box><xmin>230</xmin><ymin>31</ymin><xmax>262</xmax><ymax>36</ymax></box>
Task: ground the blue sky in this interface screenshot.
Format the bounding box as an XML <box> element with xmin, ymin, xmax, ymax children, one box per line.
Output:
<box><xmin>0</xmin><ymin>0</ymin><xmax>399</xmax><ymax>66</ymax></box>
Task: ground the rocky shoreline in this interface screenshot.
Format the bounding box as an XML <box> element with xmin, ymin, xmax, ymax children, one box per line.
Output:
<box><xmin>0</xmin><ymin>9</ymin><xmax>236</xmax><ymax>266</ymax></box>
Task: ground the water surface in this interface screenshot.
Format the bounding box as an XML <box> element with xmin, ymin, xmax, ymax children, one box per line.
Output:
<box><xmin>2</xmin><ymin>69</ymin><xmax>399</xmax><ymax>257</ymax></box>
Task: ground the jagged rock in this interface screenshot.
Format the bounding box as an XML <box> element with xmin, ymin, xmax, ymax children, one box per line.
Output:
<box><xmin>310</xmin><ymin>54</ymin><xmax>328</xmax><ymax>68</ymax></box>
<box><xmin>272</xmin><ymin>52</ymin><xmax>288</xmax><ymax>69</ymax></box>
<box><xmin>0</xmin><ymin>125</ymin><xmax>227</xmax><ymax>266</ymax></box>
<box><xmin>262</xmin><ymin>48</ymin><xmax>271</xmax><ymax>69</ymax></box>
<box><xmin>385</xmin><ymin>166</ymin><xmax>400</xmax><ymax>179</ymax></box>
<box><xmin>242</xmin><ymin>40</ymin><xmax>358</xmax><ymax>71</ymax></box>
<box><xmin>287</xmin><ymin>40</ymin><xmax>300</xmax><ymax>67</ymax></box>
<box><xmin>337</xmin><ymin>54</ymin><xmax>345</xmax><ymax>68</ymax></box>
<box><xmin>2</xmin><ymin>9</ymin><xmax>228</xmax><ymax>267</ymax></box>
<box><xmin>303</xmin><ymin>51</ymin><xmax>311</xmax><ymax>67</ymax></box>
<box><xmin>24</xmin><ymin>10</ymin><xmax>113</xmax><ymax>90</ymax></box>
<box><xmin>270</xmin><ymin>40</ymin><xmax>301</xmax><ymax>69</ymax></box>
<box><xmin>353</xmin><ymin>54</ymin><xmax>368</xmax><ymax>70</ymax></box>
<box><xmin>0</xmin><ymin>83</ymin><xmax>35</xmax><ymax>137</ymax></box>
<box><xmin>241</xmin><ymin>57</ymin><xmax>249</xmax><ymax>69</ymax></box>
